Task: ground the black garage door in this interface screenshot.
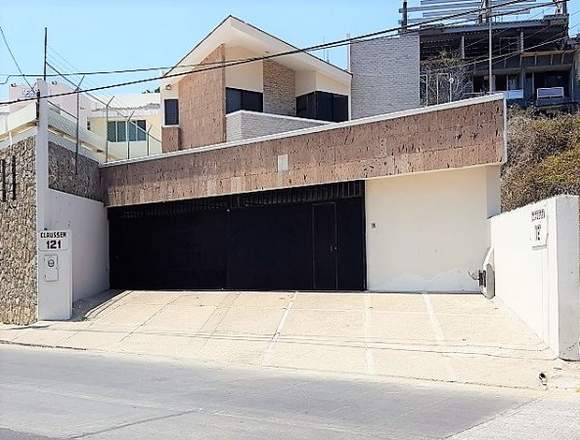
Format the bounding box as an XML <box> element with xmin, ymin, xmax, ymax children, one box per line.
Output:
<box><xmin>109</xmin><ymin>181</ymin><xmax>366</xmax><ymax>291</ymax></box>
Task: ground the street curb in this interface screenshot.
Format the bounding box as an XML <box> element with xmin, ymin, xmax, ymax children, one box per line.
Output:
<box><xmin>0</xmin><ymin>337</ymin><xmax>549</xmax><ymax>392</ymax></box>
<box><xmin>0</xmin><ymin>339</ymin><xmax>87</xmax><ymax>352</ymax></box>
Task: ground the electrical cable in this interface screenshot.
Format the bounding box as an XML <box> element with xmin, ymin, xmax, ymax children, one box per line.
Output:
<box><xmin>0</xmin><ymin>26</ymin><xmax>35</xmax><ymax>92</ymax></box>
<box><xmin>0</xmin><ymin>0</ymin><xmax>570</xmax><ymax>105</ymax></box>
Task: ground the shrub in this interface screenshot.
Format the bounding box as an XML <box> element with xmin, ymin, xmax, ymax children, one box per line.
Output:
<box><xmin>502</xmin><ymin>110</ymin><xmax>580</xmax><ymax>211</ymax></box>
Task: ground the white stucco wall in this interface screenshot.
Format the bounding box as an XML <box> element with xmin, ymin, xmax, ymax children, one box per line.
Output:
<box><xmin>225</xmin><ymin>46</ymin><xmax>264</xmax><ymax>92</ymax></box>
<box><xmin>366</xmin><ymin>165</ymin><xmax>501</xmax><ymax>292</ymax></box>
<box><xmin>490</xmin><ymin>195</ymin><xmax>580</xmax><ymax>360</ymax></box>
<box><xmin>295</xmin><ymin>71</ymin><xmax>351</xmax><ymax>97</ymax></box>
<box><xmin>46</xmin><ymin>189</ymin><xmax>109</xmax><ymax>302</ymax></box>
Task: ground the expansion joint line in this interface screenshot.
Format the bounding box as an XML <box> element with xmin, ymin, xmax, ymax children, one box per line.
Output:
<box><xmin>262</xmin><ymin>292</ymin><xmax>297</xmax><ymax>365</ymax></box>
<box><xmin>363</xmin><ymin>294</ymin><xmax>377</xmax><ymax>376</ymax></box>
<box><xmin>422</xmin><ymin>293</ymin><xmax>458</xmax><ymax>381</ymax></box>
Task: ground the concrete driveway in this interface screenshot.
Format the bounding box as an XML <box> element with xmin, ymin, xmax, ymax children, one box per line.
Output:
<box><xmin>0</xmin><ymin>291</ymin><xmax>567</xmax><ymax>389</ymax></box>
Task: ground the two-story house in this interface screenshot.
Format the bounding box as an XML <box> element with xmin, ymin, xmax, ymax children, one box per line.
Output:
<box><xmin>160</xmin><ymin>16</ymin><xmax>352</xmax><ymax>152</ymax></box>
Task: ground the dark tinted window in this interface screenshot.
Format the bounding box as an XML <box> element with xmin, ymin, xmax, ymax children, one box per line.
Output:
<box><xmin>226</xmin><ymin>88</ymin><xmax>263</xmax><ymax>113</ymax></box>
<box><xmin>333</xmin><ymin>94</ymin><xmax>349</xmax><ymax>122</ymax></box>
<box><xmin>317</xmin><ymin>92</ymin><xmax>334</xmax><ymax>122</ymax></box>
<box><xmin>296</xmin><ymin>93</ymin><xmax>316</xmax><ymax>119</ymax></box>
<box><xmin>243</xmin><ymin>90</ymin><xmax>263</xmax><ymax>112</ymax></box>
<box><xmin>226</xmin><ymin>88</ymin><xmax>242</xmax><ymax>113</ymax></box>
<box><xmin>164</xmin><ymin>99</ymin><xmax>179</xmax><ymax>125</ymax></box>
<box><xmin>295</xmin><ymin>91</ymin><xmax>348</xmax><ymax>122</ymax></box>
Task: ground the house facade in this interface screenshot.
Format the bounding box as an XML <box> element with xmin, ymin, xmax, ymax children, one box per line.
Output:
<box><xmin>1</xmin><ymin>16</ymin><xmax>507</xmax><ymax>326</ymax></box>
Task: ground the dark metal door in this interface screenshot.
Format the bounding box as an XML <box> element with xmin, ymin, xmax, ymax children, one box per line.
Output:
<box><xmin>312</xmin><ymin>202</ymin><xmax>338</xmax><ymax>290</ymax></box>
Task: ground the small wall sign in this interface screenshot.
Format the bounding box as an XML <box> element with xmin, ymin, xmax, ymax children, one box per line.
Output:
<box><xmin>530</xmin><ymin>208</ymin><xmax>548</xmax><ymax>248</ymax></box>
<box><xmin>38</xmin><ymin>230</ymin><xmax>70</xmax><ymax>252</ymax></box>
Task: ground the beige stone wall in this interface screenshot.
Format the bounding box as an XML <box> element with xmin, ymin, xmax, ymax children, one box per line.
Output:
<box><xmin>102</xmin><ymin>98</ymin><xmax>505</xmax><ymax>208</ymax></box>
<box><xmin>178</xmin><ymin>45</ymin><xmax>226</xmax><ymax>150</ymax></box>
<box><xmin>263</xmin><ymin>60</ymin><xmax>296</xmax><ymax>116</ymax></box>
<box><xmin>0</xmin><ymin>136</ymin><xmax>38</xmax><ymax>325</ymax></box>
<box><xmin>48</xmin><ymin>142</ymin><xmax>101</xmax><ymax>201</ymax></box>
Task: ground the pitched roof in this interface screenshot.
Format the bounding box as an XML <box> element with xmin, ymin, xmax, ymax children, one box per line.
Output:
<box><xmin>163</xmin><ymin>15</ymin><xmax>351</xmax><ymax>85</ymax></box>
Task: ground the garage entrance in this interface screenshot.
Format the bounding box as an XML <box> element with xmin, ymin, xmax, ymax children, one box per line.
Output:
<box><xmin>108</xmin><ymin>181</ymin><xmax>366</xmax><ymax>291</ymax></box>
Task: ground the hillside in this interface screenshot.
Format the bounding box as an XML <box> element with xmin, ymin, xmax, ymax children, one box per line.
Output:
<box><xmin>502</xmin><ymin>110</ymin><xmax>580</xmax><ymax>212</ymax></box>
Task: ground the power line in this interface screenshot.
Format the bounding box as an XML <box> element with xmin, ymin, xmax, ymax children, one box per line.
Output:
<box><xmin>0</xmin><ymin>13</ymin><xmax>484</xmax><ymax>81</ymax></box>
<box><xmin>421</xmin><ymin>11</ymin><xmax>580</xmax><ymax>75</ymax></box>
<box><xmin>0</xmin><ymin>0</ymin><xmax>570</xmax><ymax>81</ymax></box>
<box><xmin>0</xmin><ymin>25</ymin><xmax>34</xmax><ymax>91</ymax></box>
<box><xmin>0</xmin><ymin>0</ymin><xmax>566</xmax><ymax>105</ymax></box>
<box><xmin>4</xmin><ymin>0</ymin><xmax>567</xmax><ymax>82</ymax></box>
<box><xmin>461</xmin><ymin>2</ymin><xmax>562</xmax><ymax>53</ymax></box>
<box><xmin>47</xmin><ymin>51</ymin><xmax>160</xmax><ymax>133</ymax></box>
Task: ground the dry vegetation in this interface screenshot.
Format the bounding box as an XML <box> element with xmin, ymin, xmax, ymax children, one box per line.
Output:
<box><xmin>502</xmin><ymin>109</ymin><xmax>580</xmax><ymax>211</ymax></box>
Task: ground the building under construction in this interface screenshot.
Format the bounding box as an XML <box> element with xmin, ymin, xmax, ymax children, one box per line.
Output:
<box><xmin>401</xmin><ymin>0</ymin><xmax>579</xmax><ymax>111</ymax></box>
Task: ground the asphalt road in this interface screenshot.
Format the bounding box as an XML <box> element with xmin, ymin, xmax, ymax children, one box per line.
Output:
<box><xmin>0</xmin><ymin>345</ymin><xmax>552</xmax><ymax>439</ymax></box>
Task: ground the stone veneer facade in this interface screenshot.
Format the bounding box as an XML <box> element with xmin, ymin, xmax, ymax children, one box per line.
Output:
<box><xmin>161</xmin><ymin>126</ymin><xmax>180</xmax><ymax>153</ymax></box>
<box><xmin>178</xmin><ymin>45</ymin><xmax>226</xmax><ymax>150</ymax></box>
<box><xmin>0</xmin><ymin>136</ymin><xmax>38</xmax><ymax>325</ymax></box>
<box><xmin>263</xmin><ymin>60</ymin><xmax>296</xmax><ymax>116</ymax></box>
<box><xmin>102</xmin><ymin>98</ymin><xmax>505</xmax><ymax>207</ymax></box>
<box><xmin>48</xmin><ymin>141</ymin><xmax>102</xmax><ymax>201</ymax></box>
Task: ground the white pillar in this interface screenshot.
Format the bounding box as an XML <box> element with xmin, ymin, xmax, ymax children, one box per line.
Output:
<box><xmin>553</xmin><ymin>196</ymin><xmax>580</xmax><ymax>361</ymax></box>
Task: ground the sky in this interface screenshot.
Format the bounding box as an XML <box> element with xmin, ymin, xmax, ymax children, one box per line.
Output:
<box><xmin>1</xmin><ymin>0</ymin><xmax>579</xmax><ymax>101</ymax></box>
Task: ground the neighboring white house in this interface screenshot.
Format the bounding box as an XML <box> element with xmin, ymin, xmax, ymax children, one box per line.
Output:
<box><xmin>89</xmin><ymin>93</ymin><xmax>161</xmax><ymax>160</ymax></box>
<box><xmin>7</xmin><ymin>83</ymin><xmax>161</xmax><ymax>161</ymax></box>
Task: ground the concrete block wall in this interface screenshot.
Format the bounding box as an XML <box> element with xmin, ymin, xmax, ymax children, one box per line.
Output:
<box><xmin>490</xmin><ymin>195</ymin><xmax>580</xmax><ymax>360</ymax></box>
<box><xmin>178</xmin><ymin>45</ymin><xmax>226</xmax><ymax>149</ymax></box>
<box><xmin>350</xmin><ymin>33</ymin><xmax>420</xmax><ymax>119</ymax></box>
<box><xmin>263</xmin><ymin>60</ymin><xmax>296</xmax><ymax>116</ymax></box>
<box><xmin>0</xmin><ymin>135</ymin><xmax>38</xmax><ymax>325</ymax></box>
<box><xmin>226</xmin><ymin>111</ymin><xmax>329</xmax><ymax>142</ymax></box>
<box><xmin>101</xmin><ymin>97</ymin><xmax>505</xmax><ymax>207</ymax></box>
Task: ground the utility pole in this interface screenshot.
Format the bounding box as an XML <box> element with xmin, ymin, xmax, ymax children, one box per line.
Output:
<box><xmin>43</xmin><ymin>27</ymin><xmax>47</xmax><ymax>81</ymax></box>
<box><xmin>74</xmin><ymin>75</ymin><xmax>86</xmax><ymax>175</ymax></box>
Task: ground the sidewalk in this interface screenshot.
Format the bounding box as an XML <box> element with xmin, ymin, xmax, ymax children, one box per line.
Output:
<box><xmin>1</xmin><ymin>290</ymin><xmax>577</xmax><ymax>390</ymax></box>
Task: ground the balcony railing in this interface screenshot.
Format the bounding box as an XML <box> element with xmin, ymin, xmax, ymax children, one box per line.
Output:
<box><xmin>537</xmin><ymin>87</ymin><xmax>565</xmax><ymax>100</ymax></box>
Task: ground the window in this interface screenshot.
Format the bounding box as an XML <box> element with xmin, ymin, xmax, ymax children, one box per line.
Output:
<box><xmin>226</xmin><ymin>88</ymin><xmax>263</xmax><ymax>113</ymax></box>
<box><xmin>164</xmin><ymin>99</ymin><xmax>179</xmax><ymax>125</ymax></box>
<box><xmin>107</xmin><ymin>120</ymin><xmax>147</xmax><ymax>142</ymax></box>
<box><xmin>296</xmin><ymin>91</ymin><xmax>348</xmax><ymax>122</ymax></box>
<box><xmin>495</xmin><ymin>74</ymin><xmax>521</xmax><ymax>92</ymax></box>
